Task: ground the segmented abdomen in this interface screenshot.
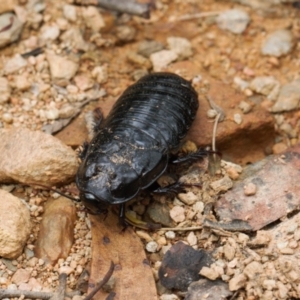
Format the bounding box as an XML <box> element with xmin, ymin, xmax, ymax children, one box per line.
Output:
<box><xmin>102</xmin><ymin>72</ymin><xmax>199</xmax><ymax>150</ymax></box>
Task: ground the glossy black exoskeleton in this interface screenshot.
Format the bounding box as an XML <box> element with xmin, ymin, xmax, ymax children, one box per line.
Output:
<box><xmin>76</xmin><ymin>72</ymin><xmax>199</xmax><ymax>224</ymax></box>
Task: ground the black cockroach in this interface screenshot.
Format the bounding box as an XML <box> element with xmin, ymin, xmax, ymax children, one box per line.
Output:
<box><xmin>76</xmin><ymin>72</ymin><xmax>207</xmax><ymax>225</ymax></box>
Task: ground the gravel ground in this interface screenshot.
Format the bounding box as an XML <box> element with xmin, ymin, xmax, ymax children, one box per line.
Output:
<box><xmin>1</xmin><ymin>0</ymin><xmax>300</xmax><ymax>299</ymax></box>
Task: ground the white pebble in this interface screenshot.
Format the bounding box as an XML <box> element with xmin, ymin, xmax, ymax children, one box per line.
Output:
<box><xmin>0</xmin><ymin>277</ymin><xmax>8</xmax><ymax>284</ymax></box>
<box><xmin>233</xmin><ymin>76</ymin><xmax>249</xmax><ymax>91</ymax></box>
<box><xmin>146</xmin><ymin>241</ymin><xmax>158</xmax><ymax>253</ymax></box>
<box><xmin>63</xmin><ymin>5</ymin><xmax>77</xmax><ymax>22</ymax></box>
<box><xmin>160</xmin><ymin>294</ymin><xmax>179</xmax><ymax>300</ymax></box>
<box><xmin>187</xmin><ymin>231</ymin><xmax>197</xmax><ymax>246</ymax></box>
<box><xmin>45</xmin><ymin>108</ymin><xmax>59</xmax><ymax>120</ymax></box>
<box><xmin>169</xmin><ymin>206</ymin><xmax>185</xmax><ymax>223</ymax></box>
<box><xmin>192</xmin><ymin>201</ymin><xmax>204</xmax><ymax>214</ymax></box>
<box><xmin>150</xmin><ymin>50</ymin><xmax>178</xmax><ymax>72</ymax></box>
<box><xmin>4</xmin><ymin>54</ymin><xmax>27</xmax><ymax>74</ymax></box>
<box><xmin>239</xmin><ymin>101</ymin><xmax>252</xmax><ymax>114</ymax></box>
<box><xmin>216</xmin><ymin>9</ymin><xmax>250</xmax><ymax>34</ymax></box>
<box><xmin>261</xmin><ymin>29</ymin><xmax>293</xmax><ymax>57</ymax></box>
<box><xmin>40</xmin><ymin>25</ymin><xmax>60</xmax><ymax>42</ymax></box>
<box><xmin>165</xmin><ymin>231</ymin><xmax>176</xmax><ymax>239</ymax></box>
<box><xmin>178</xmin><ymin>192</ymin><xmax>198</xmax><ymax>205</ymax></box>
<box><xmin>233</xmin><ymin>113</ymin><xmax>242</xmax><ymax>124</ymax></box>
<box><xmin>167</xmin><ymin>36</ymin><xmax>193</xmax><ymax>60</ymax></box>
<box><xmin>207</xmin><ymin>109</ymin><xmax>217</xmax><ymax>118</ymax></box>
<box><xmin>2</xmin><ymin>113</ymin><xmax>13</xmax><ymax>124</ymax></box>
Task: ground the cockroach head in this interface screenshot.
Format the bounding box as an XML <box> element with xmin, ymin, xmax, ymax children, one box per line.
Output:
<box><xmin>76</xmin><ymin>153</ymin><xmax>141</xmax><ymax>209</ymax></box>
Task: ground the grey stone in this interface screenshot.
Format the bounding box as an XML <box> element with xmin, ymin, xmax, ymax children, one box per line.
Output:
<box><xmin>261</xmin><ymin>29</ymin><xmax>294</xmax><ymax>57</ymax></box>
<box><xmin>216</xmin><ymin>9</ymin><xmax>250</xmax><ymax>34</ymax></box>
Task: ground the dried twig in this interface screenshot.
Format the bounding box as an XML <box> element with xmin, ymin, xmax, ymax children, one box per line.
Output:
<box><xmin>84</xmin><ymin>261</ymin><xmax>115</xmax><ymax>300</ymax></box>
<box><xmin>74</xmin><ymin>0</ymin><xmax>151</xmax><ymax>18</ymax></box>
<box><xmin>229</xmin><ymin>290</ymin><xmax>240</xmax><ymax>300</ymax></box>
<box><xmin>97</xmin><ymin>0</ymin><xmax>151</xmax><ymax>18</ymax></box>
<box><xmin>176</xmin><ymin>11</ymin><xmax>221</xmax><ymax>21</ymax></box>
<box><xmin>51</xmin><ymin>273</ymin><xmax>67</xmax><ymax>300</ymax></box>
<box><xmin>159</xmin><ymin>226</ymin><xmax>203</xmax><ymax>231</ymax></box>
<box><xmin>0</xmin><ymin>273</ymin><xmax>80</xmax><ymax>300</ymax></box>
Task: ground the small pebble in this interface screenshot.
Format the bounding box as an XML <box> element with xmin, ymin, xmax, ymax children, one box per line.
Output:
<box><xmin>223</xmin><ymin>244</ymin><xmax>236</xmax><ymax>261</ymax></box>
<box><xmin>165</xmin><ymin>231</ymin><xmax>175</xmax><ymax>239</ymax></box>
<box><xmin>11</xmin><ymin>268</ymin><xmax>31</xmax><ymax>285</ymax></box>
<box><xmin>138</xmin><ymin>40</ymin><xmax>164</xmax><ymax>58</ymax></box>
<box><xmin>229</xmin><ymin>274</ymin><xmax>247</xmax><ymax>291</ymax></box>
<box><xmin>261</xmin><ymin>29</ymin><xmax>294</xmax><ymax>57</ymax></box>
<box><xmin>2</xmin><ymin>113</ymin><xmax>13</xmax><ymax>124</ymax></box>
<box><xmin>59</xmin><ymin>266</ymin><xmax>74</xmax><ymax>275</ymax></box>
<box><xmin>250</xmin><ymin>76</ymin><xmax>280</xmax><ymax>96</ymax></box>
<box><xmin>216</xmin><ymin>9</ymin><xmax>250</xmax><ymax>34</ymax></box>
<box><xmin>233</xmin><ymin>113</ymin><xmax>242</xmax><ymax>124</ymax></box>
<box><xmin>279</xmin><ymin>247</ymin><xmax>294</xmax><ymax>255</ymax></box>
<box><xmin>192</xmin><ymin>201</ymin><xmax>204</xmax><ymax>214</ymax></box>
<box><xmin>243</xmin><ymin>261</ymin><xmax>263</xmax><ymax>280</ymax></box>
<box><xmin>239</xmin><ymin>101</ymin><xmax>252</xmax><ymax>114</ymax></box>
<box><xmin>160</xmin><ymin>294</ymin><xmax>179</xmax><ymax>300</ymax></box>
<box><xmin>116</xmin><ymin>25</ymin><xmax>136</xmax><ymax>42</ymax></box>
<box><xmin>39</xmin><ymin>25</ymin><xmax>60</xmax><ymax>42</ymax></box>
<box><xmin>167</xmin><ymin>36</ymin><xmax>193</xmax><ymax>60</ymax></box>
<box><xmin>272</xmin><ymin>142</ymin><xmax>288</xmax><ymax>154</ymax></box>
<box><xmin>82</xmin><ymin>6</ymin><xmax>105</xmax><ymax>32</ymax></box>
<box><xmin>45</xmin><ymin>108</ymin><xmax>59</xmax><ymax>120</ymax></box>
<box><xmin>272</xmin><ymin>79</ymin><xmax>300</xmax><ymax>112</ymax></box>
<box><xmin>178</xmin><ymin>192</ymin><xmax>198</xmax><ymax>205</ymax></box>
<box><xmin>187</xmin><ymin>231</ymin><xmax>197</xmax><ymax>246</ymax></box>
<box><xmin>4</xmin><ymin>54</ymin><xmax>27</xmax><ymax>74</ymax></box>
<box><xmin>210</xmin><ymin>175</ymin><xmax>233</xmax><ymax>193</ymax></box>
<box><xmin>146</xmin><ymin>241</ymin><xmax>158</xmax><ymax>253</ymax></box>
<box><xmin>243</xmin><ymin>182</ymin><xmax>257</xmax><ymax>196</ymax></box>
<box><xmin>226</xmin><ymin>167</ymin><xmax>240</xmax><ymax>180</ymax></box>
<box><xmin>0</xmin><ymin>277</ymin><xmax>7</xmax><ymax>284</ymax></box>
<box><xmin>63</xmin><ymin>4</ymin><xmax>77</xmax><ymax>22</ymax></box>
<box><xmin>200</xmin><ymin>266</ymin><xmax>219</xmax><ymax>280</ymax></box>
<box><xmin>91</xmin><ymin>65</ymin><xmax>108</xmax><ymax>84</ymax></box>
<box><xmin>150</xmin><ymin>50</ymin><xmax>178</xmax><ymax>72</ymax></box>
<box><xmin>135</xmin><ymin>230</ymin><xmax>153</xmax><ymax>243</ymax></box>
<box><xmin>207</xmin><ymin>109</ymin><xmax>217</xmax><ymax>118</ymax></box>
<box><xmin>169</xmin><ymin>206</ymin><xmax>185</xmax><ymax>223</ymax></box>
<box><xmin>233</xmin><ymin>76</ymin><xmax>249</xmax><ymax>91</ymax></box>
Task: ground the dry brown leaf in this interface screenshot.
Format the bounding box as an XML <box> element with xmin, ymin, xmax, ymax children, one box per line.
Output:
<box><xmin>89</xmin><ymin>212</ymin><xmax>157</xmax><ymax>300</ymax></box>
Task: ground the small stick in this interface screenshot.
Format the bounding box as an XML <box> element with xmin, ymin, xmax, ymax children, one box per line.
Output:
<box><xmin>0</xmin><ymin>273</ymin><xmax>79</xmax><ymax>300</ymax></box>
<box><xmin>74</xmin><ymin>0</ymin><xmax>151</xmax><ymax>18</ymax></box>
<box><xmin>21</xmin><ymin>47</ymin><xmax>44</xmax><ymax>58</ymax></box>
<box><xmin>97</xmin><ymin>0</ymin><xmax>151</xmax><ymax>18</ymax></box>
<box><xmin>229</xmin><ymin>290</ymin><xmax>240</xmax><ymax>300</ymax></box>
<box><xmin>206</xmin><ymin>95</ymin><xmax>225</xmax><ymax>170</ymax></box>
<box><xmin>84</xmin><ymin>261</ymin><xmax>115</xmax><ymax>300</ymax></box>
<box><xmin>176</xmin><ymin>11</ymin><xmax>221</xmax><ymax>21</ymax></box>
<box><xmin>158</xmin><ymin>226</ymin><xmax>203</xmax><ymax>231</ymax></box>
<box><xmin>212</xmin><ymin>113</ymin><xmax>222</xmax><ymax>152</ymax></box>
<box><xmin>51</xmin><ymin>273</ymin><xmax>67</xmax><ymax>300</ymax></box>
